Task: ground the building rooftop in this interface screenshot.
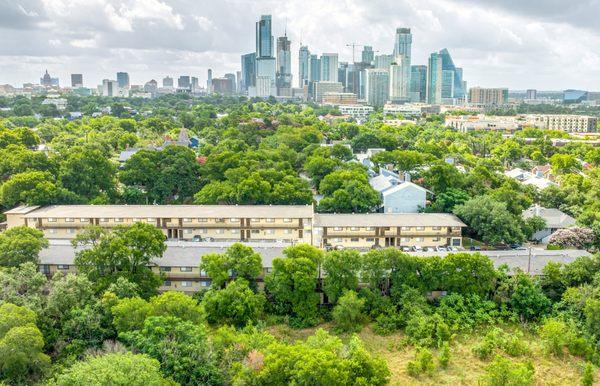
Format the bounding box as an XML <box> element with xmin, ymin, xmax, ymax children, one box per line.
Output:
<box><xmin>4</xmin><ymin>205</ymin><xmax>40</xmax><ymax>215</ymax></box>
<box><xmin>522</xmin><ymin>205</ymin><xmax>576</xmax><ymax>229</ymax></box>
<box><xmin>314</xmin><ymin>213</ymin><xmax>466</xmax><ymax>227</ymax></box>
<box><xmin>19</xmin><ymin>205</ymin><xmax>314</xmax><ymax>219</ymax></box>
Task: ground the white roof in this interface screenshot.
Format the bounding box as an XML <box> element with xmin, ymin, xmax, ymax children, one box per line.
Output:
<box><xmin>522</xmin><ymin>206</ymin><xmax>576</xmax><ymax>228</ymax></box>
<box><xmin>522</xmin><ymin>176</ymin><xmax>556</xmax><ymax>190</ymax></box>
<box><xmin>369</xmin><ymin>174</ymin><xmax>399</xmax><ymax>192</ymax></box>
<box><xmin>21</xmin><ymin>205</ymin><xmax>314</xmax><ymax>219</ymax></box>
<box><xmin>382</xmin><ymin>181</ymin><xmax>430</xmax><ymax>196</ymax></box>
<box><xmin>314</xmin><ymin>213</ymin><xmax>465</xmax><ymax>227</ymax></box>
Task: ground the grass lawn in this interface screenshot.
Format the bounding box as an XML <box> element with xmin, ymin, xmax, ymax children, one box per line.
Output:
<box><xmin>266</xmin><ymin>323</ymin><xmax>598</xmax><ymax>385</ymax></box>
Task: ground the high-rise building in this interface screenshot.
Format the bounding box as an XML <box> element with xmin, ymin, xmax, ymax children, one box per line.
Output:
<box><xmin>212</xmin><ymin>77</ymin><xmax>235</xmax><ymax>94</ymax></box>
<box><xmin>361</xmin><ymin>46</ymin><xmax>374</xmax><ymax>65</ymax></box>
<box><xmin>314</xmin><ymin>81</ymin><xmax>344</xmax><ymax>103</ymax></box>
<box><xmin>393</xmin><ymin>28</ymin><xmax>412</xmax><ymax>64</ymax></box>
<box><xmin>338</xmin><ymin>62</ymin><xmax>349</xmax><ymax>90</ymax></box>
<box><xmin>346</xmin><ymin>62</ymin><xmax>370</xmax><ymax>99</ymax></box>
<box><xmin>178</xmin><ymin>76</ymin><xmax>191</xmax><ymax>90</ymax></box>
<box><xmin>191</xmin><ymin>77</ymin><xmax>199</xmax><ymax>92</ymax></box>
<box><xmin>389</xmin><ymin>56</ymin><xmax>410</xmax><ymax>103</ymax></box>
<box><xmin>309</xmin><ymin>55</ymin><xmax>321</xmax><ymax>82</ymax></box>
<box><xmin>320</xmin><ymin>53</ymin><xmax>338</xmax><ymax>82</ymax></box>
<box><xmin>144</xmin><ymin>79</ymin><xmax>158</xmax><ymax>95</ymax></box>
<box><xmin>207</xmin><ymin>69</ymin><xmax>213</xmax><ymax>93</ymax></box>
<box><xmin>102</xmin><ymin>79</ymin><xmax>118</xmax><ymax>97</ymax></box>
<box><xmin>162</xmin><ymin>76</ymin><xmax>174</xmax><ymax>88</ymax></box>
<box><xmin>252</xmin><ymin>15</ymin><xmax>276</xmax><ymax>97</ymax></box>
<box><xmin>365</xmin><ymin>68</ymin><xmax>389</xmax><ymax>107</ymax></box>
<box><xmin>427</xmin><ymin>48</ymin><xmax>465</xmax><ymax>105</ymax></box>
<box><xmin>374</xmin><ymin>54</ymin><xmax>394</xmax><ymax>69</ymax></box>
<box><xmin>298</xmin><ymin>46</ymin><xmax>310</xmax><ymax>87</ymax></box>
<box><xmin>276</xmin><ymin>34</ymin><xmax>292</xmax><ymax>96</ymax></box>
<box><xmin>526</xmin><ymin>89</ymin><xmax>537</xmax><ymax>100</ymax></box>
<box><xmin>241</xmin><ymin>53</ymin><xmax>256</xmax><ymax>92</ymax></box>
<box><xmin>117</xmin><ymin>72</ymin><xmax>130</xmax><ymax>89</ymax></box>
<box><xmin>224</xmin><ymin>73</ymin><xmax>236</xmax><ymax>93</ymax></box>
<box><xmin>71</xmin><ymin>74</ymin><xmax>83</xmax><ymax>88</ymax></box>
<box><xmin>468</xmin><ymin>87</ymin><xmax>508</xmax><ymax>106</ymax></box>
<box><xmin>409</xmin><ymin>65</ymin><xmax>427</xmax><ymax>102</ymax></box>
<box><xmin>236</xmin><ymin>71</ymin><xmax>242</xmax><ymax>93</ymax></box>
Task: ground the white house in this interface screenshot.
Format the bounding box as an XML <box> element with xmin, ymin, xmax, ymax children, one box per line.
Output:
<box><xmin>523</xmin><ymin>205</ymin><xmax>576</xmax><ymax>243</ymax></box>
<box><xmin>369</xmin><ymin>169</ymin><xmax>429</xmax><ymax>213</ymax></box>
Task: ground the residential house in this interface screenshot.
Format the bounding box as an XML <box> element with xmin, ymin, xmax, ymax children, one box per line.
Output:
<box><xmin>522</xmin><ymin>205</ymin><xmax>576</xmax><ymax>243</ymax></box>
<box><xmin>369</xmin><ymin>169</ymin><xmax>428</xmax><ymax>213</ymax></box>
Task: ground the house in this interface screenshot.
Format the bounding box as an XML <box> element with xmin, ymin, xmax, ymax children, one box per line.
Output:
<box><xmin>117</xmin><ymin>147</ymin><xmax>140</xmax><ymax>163</ymax></box>
<box><xmin>504</xmin><ymin>168</ymin><xmax>557</xmax><ymax>190</ymax></box>
<box><xmin>354</xmin><ymin>148</ymin><xmax>385</xmax><ymax>170</ymax></box>
<box><xmin>369</xmin><ymin>169</ymin><xmax>429</xmax><ymax>213</ymax></box>
<box><xmin>522</xmin><ymin>205</ymin><xmax>576</xmax><ymax>243</ymax></box>
<box><xmin>531</xmin><ymin>164</ymin><xmax>554</xmax><ymax>180</ymax></box>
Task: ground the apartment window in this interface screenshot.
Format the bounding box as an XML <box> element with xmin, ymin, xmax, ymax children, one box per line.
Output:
<box><xmin>200</xmin><ymin>281</ymin><xmax>210</xmax><ymax>287</ymax></box>
<box><xmin>283</xmin><ymin>218</ymin><xmax>292</xmax><ymax>223</ymax></box>
<box><xmin>183</xmin><ymin>218</ymin><xmax>192</xmax><ymax>223</ymax></box>
<box><xmin>48</xmin><ymin>218</ymin><xmax>56</xmax><ymax>222</ymax></box>
<box><xmin>284</xmin><ymin>229</ymin><xmax>292</xmax><ymax>234</ymax></box>
<box><xmin>198</xmin><ymin>218</ymin><xmax>207</xmax><ymax>222</ymax></box>
<box><xmin>147</xmin><ymin>218</ymin><xmax>156</xmax><ymax>222</ymax></box>
<box><xmin>65</xmin><ymin>218</ymin><xmax>74</xmax><ymax>222</ymax></box>
<box><xmin>351</xmin><ymin>238</ymin><xmax>359</xmax><ymax>242</ymax></box>
<box><xmin>432</xmin><ymin>226</ymin><xmax>442</xmax><ymax>230</ymax></box>
<box><xmin>230</xmin><ymin>218</ymin><xmax>240</xmax><ymax>222</ymax></box>
<box><xmin>114</xmin><ymin>218</ymin><xmax>123</xmax><ymax>223</ymax></box>
<box><xmin>39</xmin><ymin>265</ymin><xmax>50</xmax><ymax>274</ymax></box>
<box><xmin>100</xmin><ymin>218</ymin><xmax>108</xmax><ymax>223</ymax></box>
<box><xmin>231</xmin><ymin>229</ymin><xmax>239</xmax><ymax>234</ymax></box>
<box><xmin>251</xmin><ymin>229</ymin><xmax>260</xmax><ymax>234</ymax></box>
<box><xmin>184</xmin><ymin>229</ymin><xmax>192</xmax><ymax>234</ymax></box>
<box><xmin>200</xmin><ymin>270</ymin><xmax>207</xmax><ymax>276</ymax></box>
<box><xmin>251</xmin><ymin>218</ymin><xmax>260</xmax><ymax>222</ymax></box>
<box><xmin>215</xmin><ymin>218</ymin><xmax>225</xmax><ymax>223</ymax></box>
<box><xmin>266</xmin><ymin>218</ymin><xmax>275</xmax><ymax>223</ymax></box>
<box><xmin>200</xmin><ymin>229</ymin><xmax>207</xmax><ymax>234</ymax></box>
<box><xmin>216</xmin><ymin>229</ymin><xmax>224</xmax><ymax>234</ymax></box>
<box><xmin>365</xmin><ymin>227</ymin><xmax>374</xmax><ymax>231</ymax></box>
<box><xmin>416</xmin><ymin>226</ymin><xmax>425</xmax><ymax>231</ymax></box>
<box><xmin>57</xmin><ymin>265</ymin><xmax>69</xmax><ymax>270</ymax></box>
<box><xmin>350</xmin><ymin>227</ymin><xmax>359</xmax><ymax>231</ymax></box>
<box><xmin>80</xmin><ymin>218</ymin><xmax>89</xmax><ymax>223</ymax></box>
<box><xmin>48</xmin><ymin>229</ymin><xmax>57</xmax><ymax>234</ymax></box>
<box><xmin>334</xmin><ymin>238</ymin><xmax>343</xmax><ymax>242</ymax></box>
<box><xmin>180</xmin><ymin>267</ymin><xmax>193</xmax><ymax>272</ymax></box>
<box><xmin>132</xmin><ymin>218</ymin><xmax>141</xmax><ymax>222</ymax></box>
<box><xmin>366</xmin><ymin>238</ymin><xmax>375</xmax><ymax>242</ymax></box>
<box><xmin>160</xmin><ymin>267</ymin><xmax>172</xmax><ymax>272</ymax></box>
<box><xmin>266</xmin><ymin>229</ymin><xmax>275</xmax><ymax>235</ymax></box>
<box><xmin>433</xmin><ymin>237</ymin><xmax>440</xmax><ymax>242</ymax></box>
<box><xmin>402</xmin><ymin>237</ymin><xmax>410</xmax><ymax>242</ymax></box>
<box><xmin>416</xmin><ymin>237</ymin><xmax>424</xmax><ymax>242</ymax></box>
<box><xmin>181</xmin><ymin>281</ymin><xmax>193</xmax><ymax>287</ymax></box>
<box><xmin>333</xmin><ymin>226</ymin><xmax>343</xmax><ymax>231</ymax></box>
<box><xmin>383</xmin><ymin>227</ymin><xmax>390</xmax><ymax>231</ymax></box>
<box><xmin>452</xmin><ymin>238</ymin><xmax>461</xmax><ymax>246</ymax></box>
<box><xmin>67</xmin><ymin>229</ymin><xmax>76</xmax><ymax>234</ymax></box>
<box><xmin>401</xmin><ymin>226</ymin><xmax>410</xmax><ymax>230</ymax></box>
<box><xmin>163</xmin><ymin>281</ymin><xmax>172</xmax><ymax>286</ymax></box>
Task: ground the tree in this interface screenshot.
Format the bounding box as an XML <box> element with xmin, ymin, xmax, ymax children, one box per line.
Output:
<box><xmin>317</xmin><ymin>179</ymin><xmax>380</xmax><ymax>213</ymax></box>
<box><xmin>0</xmin><ymin>171</ymin><xmax>78</xmax><ymax>207</ymax></box>
<box><xmin>202</xmin><ymin>279</ymin><xmax>265</xmax><ymax>327</ymax></box>
<box><xmin>441</xmin><ymin>253</ymin><xmax>497</xmax><ymax>296</ymax></box>
<box><xmin>480</xmin><ymin>355</ymin><xmax>534</xmax><ymax>386</ymax></box>
<box><xmin>454</xmin><ymin>196</ymin><xmax>526</xmax><ymax>245</ymax></box>
<box><xmin>428</xmin><ymin>188</ymin><xmax>470</xmax><ymax>213</ymax></box>
<box><xmin>0</xmin><ymin>226</ymin><xmax>48</xmax><ymax>267</ymax></box>
<box><xmin>422</xmin><ymin>162</ymin><xmax>464</xmax><ymax>194</ymax></box>
<box><xmin>322</xmin><ymin>249</ymin><xmax>362</xmax><ymax>303</ymax></box>
<box><xmin>550</xmin><ymin>153</ymin><xmax>580</xmax><ymax>174</ymax></box>
<box><xmin>72</xmin><ymin>223</ymin><xmax>166</xmax><ymax>297</ymax></box>
<box><xmin>199</xmin><ymin>243</ymin><xmax>263</xmax><ymax>289</ymax></box>
<box><xmin>332</xmin><ymin>291</ymin><xmax>366</xmax><ymax>333</ymax></box>
<box><xmin>120</xmin><ymin>316</ymin><xmax>222</xmax><ymax>385</ymax></box>
<box><xmin>59</xmin><ymin>146</ymin><xmax>116</xmax><ymax>200</ymax></box>
<box><xmin>49</xmin><ymin>353</ymin><xmax>174</xmax><ymax>386</ymax></box>
<box><xmin>0</xmin><ymin>303</ymin><xmax>50</xmax><ymax>385</ymax></box>
<box><xmin>0</xmin><ymin>262</ymin><xmax>47</xmax><ymax>312</ymax></box>
<box><xmin>548</xmin><ymin>227</ymin><xmax>595</xmax><ymax>250</ymax></box>
<box><xmin>506</xmin><ymin>271</ymin><xmax>551</xmax><ymax>322</ymax></box>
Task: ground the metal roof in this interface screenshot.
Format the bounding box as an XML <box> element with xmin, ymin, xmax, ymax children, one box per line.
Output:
<box><xmin>314</xmin><ymin>213</ymin><xmax>466</xmax><ymax>227</ymax></box>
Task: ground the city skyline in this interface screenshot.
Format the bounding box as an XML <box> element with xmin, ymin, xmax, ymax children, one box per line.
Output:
<box><xmin>0</xmin><ymin>0</ymin><xmax>599</xmax><ymax>90</ymax></box>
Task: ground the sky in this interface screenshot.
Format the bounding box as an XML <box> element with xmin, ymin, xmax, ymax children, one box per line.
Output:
<box><xmin>1</xmin><ymin>0</ymin><xmax>599</xmax><ymax>90</ymax></box>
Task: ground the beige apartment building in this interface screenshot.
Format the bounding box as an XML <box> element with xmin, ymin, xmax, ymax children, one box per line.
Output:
<box><xmin>5</xmin><ymin>205</ymin><xmax>314</xmax><ymax>244</ymax></box>
<box><xmin>529</xmin><ymin>114</ymin><xmax>598</xmax><ymax>133</ymax></box>
<box><xmin>314</xmin><ymin>213</ymin><xmax>464</xmax><ymax>250</ymax></box>
<box><xmin>468</xmin><ymin>87</ymin><xmax>508</xmax><ymax>107</ymax></box>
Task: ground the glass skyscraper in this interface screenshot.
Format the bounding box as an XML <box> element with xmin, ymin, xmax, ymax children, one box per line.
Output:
<box><xmin>241</xmin><ymin>52</ymin><xmax>256</xmax><ymax>91</ymax></box>
<box><xmin>256</xmin><ymin>15</ymin><xmax>273</xmax><ymax>58</ymax></box>
<box><xmin>320</xmin><ymin>53</ymin><xmax>338</xmax><ymax>82</ymax></box>
<box><xmin>116</xmin><ymin>72</ymin><xmax>130</xmax><ymax>89</ymax></box>
<box><xmin>298</xmin><ymin>46</ymin><xmax>310</xmax><ymax>87</ymax></box>
<box><xmin>276</xmin><ymin>34</ymin><xmax>292</xmax><ymax>95</ymax></box>
<box><xmin>253</xmin><ymin>15</ymin><xmax>276</xmax><ymax>97</ymax></box>
<box><xmin>427</xmin><ymin>48</ymin><xmax>465</xmax><ymax>105</ymax></box>
<box><xmin>409</xmin><ymin>65</ymin><xmax>427</xmax><ymax>102</ymax></box>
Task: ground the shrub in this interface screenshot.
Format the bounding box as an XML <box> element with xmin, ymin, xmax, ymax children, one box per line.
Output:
<box><xmin>332</xmin><ymin>291</ymin><xmax>366</xmax><ymax>333</ymax></box>
<box><xmin>407</xmin><ymin>348</ymin><xmax>435</xmax><ymax>377</ymax></box>
<box><xmin>405</xmin><ymin>313</ymin><xmax>451</xmax><ymax>347</ymax></box>
<box><xmin>480</xmin><ymin>355</ymin><xmax>535</xmax><ymax>386</ymax></box>
<box><xmin>472</xmin><ymin>328</ymin><xmax>529</xmax><ymax>360</ymax></box>
<box><xmin>539</xmin><ymin>318</ymin><xmax>569</xmax><ymax>357</ymax></box>
<box><xmin>582</xmin><ymin>363</ymin><xmax>594</xmax><ymax>386</ymax></box>
<box><xmin>438</xmin><ymin>342</ymin><xmax>451</xmax><ymax>368</ymax></box>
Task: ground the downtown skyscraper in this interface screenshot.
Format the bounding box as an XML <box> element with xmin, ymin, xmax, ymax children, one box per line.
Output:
<box><xmin>389</xmin><ymin>28</ymin><xmax>412</xmax><ymax>103</ymax></box>
<box><xmin>298</xmin><ymin>45</ymin><xmax>310</xmax><ymax>87</ymax></box>
<box><xmin>427</xmin><ymin>48</ymin><xmax>466</xmax><ymax>105</ymax></box>
<box><xmin>252</xmin><ymin>15</ymin><xmax>276</xmax><ymax>97</ymax></box>
<box><xmin>276</xmin><ymin>34</ymin><xmax>292</xmax><ymax>96</ymax></box>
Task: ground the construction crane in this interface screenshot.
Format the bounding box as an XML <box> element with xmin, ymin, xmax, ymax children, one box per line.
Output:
<box><xmin>346</xmin><ymin>43</ymin><xmax>379</xmax><ymax>63</ymax></box>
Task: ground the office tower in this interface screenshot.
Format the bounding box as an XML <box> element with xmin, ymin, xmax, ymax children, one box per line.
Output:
<box><xmin>427</xmin><ymin>48</ymin><xmax>465</xmax><ymax>105</ymax></box>
<box><xmin>224</xmin><ymin>73</ymin><xmax>236</xmax><ymax>93</ymax></box>
<box><xmin>241</xmin><ymin>53</ymin><xmax>256</xmax><ymax>92</ymax></box>
<box><xmin>346</xmin><ymin>62</ymin><xmax>369</xmax><ymax>99</ymax></box>
<box><xmin>116</xmin><ymin>72</ymin><xmax>130</xmax><ymax>89</ymax></box>
<box><xmin>374</xmin><ymin>54</ymin><xmax>394</xmax><ymax>69</ymax></box>
<box><xmin>299</xmin><ymin>46</ymin><xmax>310</xmax><ymax>87</ymax></box>
<box><xmin>144</xmin><ymin>79</ymin><xmax>158</xmax><ymax>95</ymax></box>
<box><xmin>207</xmin><ymin>69</ymin><xmax>213</xmax><ymax>93</ymax></box>
<box><xmin>212</xmin><ymin>77</ymin><xmax>235</xmax><ymax>94</ymax></box>
<box><xmin>178</xmin><ymin>76</ymin><xmax>191</xmax><ymax>89</ymax></box>
<box><xmin>409</xmin><ymin>65</ymin><xmax>427</xmax><ymax>102</ymax></box>
<box><xmin>338</xmin><ymin>62</ymin><xmax>349</xmax><ymax>90</ymax></box>
<box><xmin>389</xmin><ymin>56</ymin><xmax>410</xmax><ymax>103</ymax></box>
<box><xmin>276</xmin><ymin>34</ymin><xmax>292</xmax><ymax>96</ymax></box>
<box><xmin>320</xmin><ymin>53</ymin><xmax>338</xmax><ymax>82</ymax></box>
<box><xmin>191</xmin><ymin>77</ymin><xmax>199</xmax><ymax>92</ymax></box>
<box><xmin>70</xmin><ymin>74</ymin><xmax>83</xmax><ymax>88</ymax></box>
<box><xmin>365</xmin><ymin>68</ymin><xmax>389</xmax><ymax>107</ymax></box>
<box><xmin>162</xmin><ymin>76</ymin><xmax>173</xmax><ymax>88</ymax></box>
<box><xmin>468</xmin><ymin>87</ymin><xmax>508</xmax><ymax>106</ymax></box>
<box><xmin>526</xmin><ymin>89</ymin><xmax>537</xmax><ymax>100</ymax></box>
<box><xmin>253</xmin><ymin>15</ymin><xmax>276</xmax><ymax>97</ymax></box>
<box><xmin>361</xmin><ymin>46</ymin><xmax>374</xmax><ymax>65</ymax></box>
<box><xmin>314</xmin><ymin>81</ymin><xmax>344</xmax><ymax>103</ymax></box>
<box><xmin>102</xmin><ymin>79</ymin><xmax>118</xmax><ymax>97</ymax></box>
<box><xmin>309</xmin><ymin>55</ymin><xmax>321</xmax><ymax>82</ymax></box>
<box><xmin>236</xmin><ymin>71</ymin><xmax>242</xmax><ymax>93</ymax></box>
<box><xmin>393</xmin><ymin>28</ymin><xmax>412</xmax><ymax>63</ymax></box>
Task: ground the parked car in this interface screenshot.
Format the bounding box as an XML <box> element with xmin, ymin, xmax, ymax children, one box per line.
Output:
<box><xmin>402</xmin><ymin>246</ymin><xmax>411</xmax><ymax>252</ymax></box>
<box><xmin>413</xmin><ymin>246</ymin><xmax>423</xmax><ymax>252</ymax></box>
<box><xmin>510</xmin><ymin>244</ymin><xmax>527</xmax><ymax>250</ymax></box>
<box><xmin>192</xmin><ymin>235</ymin><xmax>202</xmax><ymax>242</ymax></box>
<box><xmin>436</xmin><ymin>246</ymin><xmax>447</xmax><ymax>252</ymax></box>
<box><xmin>470</xmin><ymin>245</ymin><xmax>482</xmax><ymax>251</ymax></box>
<box><xmin>424</xmin><ymin>246</ymin><xmax>436</xmax><ymax>252</ymax></box>
<box><xmin>447</xmin><ymin>246</ymin><xmax>459</xmax><ymax>252</ymax></box>
<box><xmin>334</xmin><ymin>245</ymin><xmax>345</xmax><ymax>250</ymax></box>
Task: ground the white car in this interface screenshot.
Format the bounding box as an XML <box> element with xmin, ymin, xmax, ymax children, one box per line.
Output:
<box><xmin>437</xmin><ymin>246</ymin><xmax>447</xmax><ymax>252</ymax></box>
<box><xmin>413</xmin><ymin>246</ymin><xmax>423</xmax><ymax>252</ymax></box>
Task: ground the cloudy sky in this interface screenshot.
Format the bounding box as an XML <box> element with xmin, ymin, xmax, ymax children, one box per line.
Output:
<box><xmin>1</xmin><ymin>0</ymin><xmax>599</xmax><ymax>90</ymax></box>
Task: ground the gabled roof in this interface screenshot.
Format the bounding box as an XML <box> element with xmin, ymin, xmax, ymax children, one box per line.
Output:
<box><xmin>523</xmin><ymin>206</ymin><xmax>576</xmax><ymax>229</ymax></box>
<box><xmin>382</xmin><ymin>181</ymin><xmax>431</xmax><ymax>196</ymax></box>
<box><xmin>369</xmin><ymin>174</ymin><xmax>400</xmax><ymax>192</ymax></box>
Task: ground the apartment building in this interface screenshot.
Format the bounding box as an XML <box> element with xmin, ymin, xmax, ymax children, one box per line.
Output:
<box><xmin>5</xmin><ymin>205</ymin><xmax>314</xmax><ymax>245</ymax></box>
<box><xmin>468</xmin><ymin>87</ymin><xmax>508</xmax><ymax>107</ymax></box>
<box><xmin>314</xmin><ymin>213</ymin><xmax>465</xmax><ymax>250</ymax></box>
<box><xmin>38</xmin><ymin>242</ymin><xmax>285</xmax><ymax>293</ymax></box>
<box><xmin>528</xmin><ymin>114</ymin><xmax>598</xmax><ymax>133</ymax></box>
